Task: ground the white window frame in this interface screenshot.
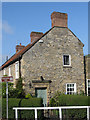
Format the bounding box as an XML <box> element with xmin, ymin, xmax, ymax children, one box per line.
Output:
<box><xmin>3</xmin><ymin>69</ymin><xmax>6</xmax><ymax>75</ymax></box>
<box><xmin>87</xmin><ymin>79</ymin><xmax>90</xmax><ymax>96</ymax></box>
<box><xmin>66</xmin><ymin>83</ymin><xmax>76</xmax><ymax>94</ymax></box>
<box><xmin>63</xmin><ymin>54</ymin><xmax>71</xmax><ymax>66</ymax></box>
<box><xmin>15</xmin><ymin>61</ymin><xmax>19</xmax><ymax>79</ymax></box>
<box><xmin>9</xmin><ymin>66</ymin><xmax>11</xmax><ymax>76</ymax></box>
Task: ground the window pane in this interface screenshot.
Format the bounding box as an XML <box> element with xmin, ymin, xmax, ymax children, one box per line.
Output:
<box><xmin>70</xmin><ymin>88</ymin><xmax>74</xmax><ymax>91</ymax></box>
<box><xmin>71</xmin><ymin>84</ymin><xmax>74</xmax><ymax>87</ymax></box>
<box><xmin>64</xmin><ymin>55</ymin><xmax>69</xmax><ymax>65</ymax></box>
<box><xmin>67</xmin><ymin>84</ymin><xmax>69</xmax><ymax>87</ymax></box>
<box><xmin>67</xmin><ymin>88</ymin><xmax>69</xmax><ymax>91</ymax></box>
<box><xmin>88</xmin><ymin>81</ymin><xmax>90</xmax><ymax>87</ymax></box>
<box><xmin>67</xmin><ymin>92</ymin><xmax>69</xmax><ymax>94</ymax></box>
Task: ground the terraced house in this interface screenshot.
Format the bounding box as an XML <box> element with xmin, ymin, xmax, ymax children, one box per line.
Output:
<box><xmin>0</xmin><ymin>12</ymin><xmax>88</xmax><ymax>106</ymax></box>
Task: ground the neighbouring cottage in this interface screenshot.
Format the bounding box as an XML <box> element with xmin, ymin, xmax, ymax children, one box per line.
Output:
<box><xmin>0</xmin><ymin>11</ymin><xmax>89</xmax><ymax>106</ymax></box>
<box><xmin>84</xmin><ymin>55</ymin><xmax>90</xmax><ymax>96</ymax></box>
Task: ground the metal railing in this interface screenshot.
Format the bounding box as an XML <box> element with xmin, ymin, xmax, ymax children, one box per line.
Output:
<box><xmin>13</xmin><ymin>106</ymin><xmax>90</xmax><ymax>120</ymax></box>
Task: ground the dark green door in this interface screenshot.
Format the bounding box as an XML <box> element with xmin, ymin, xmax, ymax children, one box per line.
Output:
<box><xmin>35</xmin><ymin>88</ymin><xmax>47</xmax><ymax>106</ymax></box>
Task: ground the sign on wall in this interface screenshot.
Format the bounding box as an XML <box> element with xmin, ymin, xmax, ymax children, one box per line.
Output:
<box><xmin>2</xmin><ymin>76</ymin><xmax>13</xmax><ymax>82</ymax></box>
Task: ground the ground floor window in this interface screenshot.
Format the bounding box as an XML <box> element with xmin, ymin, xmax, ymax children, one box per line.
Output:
<box><xmin>87</xmin><ymin>79</ymin><xmax>90</xmax><ymax>96</ymax></box>
<box><xmin>66</xmin><ymin>83</ymin><xmax>76</xmax><ymax>95</ymax></box>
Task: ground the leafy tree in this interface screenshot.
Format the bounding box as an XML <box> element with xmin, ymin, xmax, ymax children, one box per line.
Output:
<box><xmin>2</xmin><ymin>77</ymin><xmax>25</xmax><ymax>98</ymax></box>
<box><xmin>16</xmin><ymin>77</ymin><xmax>25</xmax><ymax>98</ymax></box>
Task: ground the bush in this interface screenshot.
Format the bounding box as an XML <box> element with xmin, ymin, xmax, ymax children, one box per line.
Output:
<box><xmin>2</xmin><ymin>98</ymin><xmax>43</xmax><ymax>119</ymax></box>
<box><xmin>25</xmin><ymin>93</ymin><xmax>32</xmax><ymax>99</ymax></box>
<box><xmin>49</xmin><ymin>94</ymin><xmax>90</xmax><ymax>119</ymax></box>
<box><xmin>20</xmin><ymin>98</ymin><xmax>43</xmax><ymax>119</ymax></box>
<box><xmin>2</xmin><ymin>77</ymin><xmax>25</xmax><ymax>98</ymax></box>
<box><xmin>16</xmin><ymin>77</ymin><xmax>25</xmax><ymax>98</ymax></box>
<box><xmin>2</xmin><ymin>82</ymin><xmax>17</xmax><ymax>98</ymax></box>
<box><xmin>2</xmin><ymin>98</ymin><xmax>20</xmax><ymax>119</ymax></box>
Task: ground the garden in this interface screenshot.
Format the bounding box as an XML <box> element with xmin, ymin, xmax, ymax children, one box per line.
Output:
<box><xmin>1</xmin><ymin>77</ymin><xmax>90</xmax><ymax>120</ymax></box>
<box><xmin>2</xmin><ymin>77</ymin><xmax>44</xmax><ymax>120</ymax></box>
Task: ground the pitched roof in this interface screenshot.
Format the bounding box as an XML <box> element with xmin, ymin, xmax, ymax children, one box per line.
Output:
<box><xmin>0</xmin><ymin>26</ymin><xmax>84</xmax><ymax>70</ymax></box>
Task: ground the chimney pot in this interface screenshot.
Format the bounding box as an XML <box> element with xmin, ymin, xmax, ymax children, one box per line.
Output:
<box><xmin>51</xmin><ymin>11</ymin><xmax>68</xmax><ymax>27</ymax></box>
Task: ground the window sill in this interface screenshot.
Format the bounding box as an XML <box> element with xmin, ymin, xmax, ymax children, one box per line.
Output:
<box><xmin>63</xmin><ymin>65</ymin><xmax>72</xmax><ymax>68</ymax></box>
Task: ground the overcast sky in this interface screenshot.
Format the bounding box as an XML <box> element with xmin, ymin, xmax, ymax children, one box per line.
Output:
<box><xmin>1</xmin><ymin>2</ymin><xmax>88</xmax><ymax>65</ymax></box>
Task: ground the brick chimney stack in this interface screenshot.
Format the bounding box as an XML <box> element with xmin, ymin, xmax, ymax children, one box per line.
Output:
<box><xmin>30</xmin><ymin>32</ymin><xmax>43</xmax><ymax>43</ymax></box>
<box><xmin>51</xmin><ymin>11</ymin><xmax>68</xmax><ymax>27</ymax></box>
<box><xmin>16</xmin><ymin>43</ymin><xmax>25</xmax><ymax>53</ymax></box>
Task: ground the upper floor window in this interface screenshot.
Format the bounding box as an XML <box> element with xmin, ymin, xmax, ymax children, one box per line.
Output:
<box><xmin>15</xmin><ymin>61</ymin><xmax>19</xmax><ymax>79</ymax></box>
<box><xmin>3</xmin><ymin>69</ymin><xmax>5</xmax><ymax>75</ymax></box>
<box><xmin>66</xmin><ymin>83</ymin><xmax>76</xmax><ymax>95</ymax></box>
<box><xmin>9</xmin><ymin>67</ymin><xmax>11</xmax><ymax>76</ymax></box>
<box><xmin>63</xmin><ymin>55</ymin><xmax>71</xmax><ymax>66</ymax></box>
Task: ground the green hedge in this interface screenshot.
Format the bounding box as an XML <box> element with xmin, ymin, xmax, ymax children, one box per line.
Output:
<box><xmin>50</xmin><ymin>94</ymin><xmax>90</xmax><ymax>106</ymax></box>
<box><xmin>2</xmin><ymin>98</ymin><xmax>43</xmax><ymax>120</ymax></box>
<box><xmin>50</xmin><ymin>94</ymin><xmax>90</xmax><ymax>119</ymax></box>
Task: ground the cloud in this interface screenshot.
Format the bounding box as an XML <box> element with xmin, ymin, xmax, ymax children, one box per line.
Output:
<box><xmin>2</xmin><ymin>20</ymin><xmax>14</xmax><ymax>34</ymax></box>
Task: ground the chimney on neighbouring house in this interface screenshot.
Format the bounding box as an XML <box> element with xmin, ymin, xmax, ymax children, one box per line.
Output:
<box><xmin>51</xmin><ymin>11</ymin><xmax>68</xmax><ymax>27</ymax></box>
<box><xmin>30</xmin><ymin>32</ymin><xmax>43</xmax><ymax>43</ymax></box>
<box><xmin>16</xmin><ymin>43</ymin><xmax>25</xmax><ymax>53</ymax></box>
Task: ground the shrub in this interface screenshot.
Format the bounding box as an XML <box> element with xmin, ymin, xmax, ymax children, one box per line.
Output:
<box><xmin>2</xmin><ymin>77</ymin><xmax>25</xmax><ymax>98</ymax></box>
<box><xmin>2</xmin><ymin>82</ymin><xmax>17</xmax><ymax>98</ymax></box>
<box><xmin>25</xmin><ymin>93</ymin><xmax>32</xmax><ymax>99</ymax></box>
<box><xmin>2</xmin><ymin>98</ymin><xmax>20</xmax><ymax>119</ymax></box>
<box><xmin>20</xmin><ymin>98</ymin><xmax>43</xmax><ymax>119</ymax></box>
<box><xmin>49</xmin><ymin>93</ymin><xmax>90</xmax><ymax>119</ymax></box>
<box><xmin>2</xmin><ymin>98</ymin><xmax>43</xmax><ymax>119</ymax></box>
<box><xmin>16</xmin><ymin>77</ymin><xmax>25</xmax><ymax>98</ymax></box>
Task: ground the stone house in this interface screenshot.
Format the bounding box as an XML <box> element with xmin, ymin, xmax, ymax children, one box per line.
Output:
<box><xmin>0</xmin><ymin>11</ymin><xmax>88</xmax><ymax>106</ymax></box>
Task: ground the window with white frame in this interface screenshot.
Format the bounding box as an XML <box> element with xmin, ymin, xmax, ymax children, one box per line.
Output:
<box><xmin>66</xmin><ymin>83</ymin><xmax>76</xmax><ymax>94</ymax></box>
<box><xmin>63</xmin><ymin>55</ymin><xmax>71</xmax><ymax>66</ymax></box>
<box><xmin>3</xmin><ymin>69</ymin><xmax>6</xmax><ymax>75</ymax></box>
<box><xmin>87</xmin><ymin>79</ymin><xmax>90</xmax><ymax>96</ymax></box>
<box><xmin>15</xmin><ymin>61</ymin><xmax>19</xmax><ymax>79</ymax></box>
<box><xmin>9</xmin><ymin>67</ymin><xmax>11</xmax><ymax>76</ymax></box>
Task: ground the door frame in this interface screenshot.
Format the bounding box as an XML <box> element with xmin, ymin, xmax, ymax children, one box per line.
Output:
<box><xmin>33</xmin><ymin>83</ymin><xmax>50</xmax><ymax>105</ymax></box>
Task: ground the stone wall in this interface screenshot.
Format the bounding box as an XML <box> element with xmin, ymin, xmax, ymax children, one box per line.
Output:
<box><xmin>85</xmin><ymin>55</ymin><xmax>90</xmax><ymax>79</ymax></box>
<box><xmin>21</xmin><ymin>27</ymin><xmax>85</xmax><ymax>101</ymax></box>
<box><xmin>0</xmin><ymin>62</ymin><xmax>18</xmax><ymax>87</ymax></box>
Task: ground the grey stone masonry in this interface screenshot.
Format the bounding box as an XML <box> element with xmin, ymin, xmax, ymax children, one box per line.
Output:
<box><xmin>85</xmin><ymin>55</ymin><xmax>90</xmax><ymax>79</ymax></box>
<box><xmin>21</xmin><ymin>27</ymin><xmax>85</xmax><ymax>102</ymax></box>
<box><xmin>0</xmin><ymin>62</ymin><xmax>19</xmax><ymax>87</ymax></box>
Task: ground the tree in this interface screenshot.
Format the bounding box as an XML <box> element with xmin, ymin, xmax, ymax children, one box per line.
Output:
<box><xmin>16</xmin><ymin>77</ymin><xmax>25</xmax><ymax>98</ymax></box>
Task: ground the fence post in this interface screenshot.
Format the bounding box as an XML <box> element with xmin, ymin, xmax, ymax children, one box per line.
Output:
<box><xmin>59</xmin><ymin>108</ymin><xmax>62</xmax><ymax>120</ymax></box>
<box><xmin>35</xmin><ymin>109</ymin><xmax>37</xmax><ymax>120</ymax></box>
<box><xmin>87</xmin><ymin>106</ymin><xmax>89</xmax><ymax>120</ymax></box>
<box><xmin>15</xmin><ymin>109</ymin><xmax>18</xmax><ymax>120</ymax></box>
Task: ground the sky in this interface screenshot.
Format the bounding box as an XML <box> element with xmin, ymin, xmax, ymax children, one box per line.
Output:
<box><xmin>1</xmin><ymin>2</ymin><xmax>88</xmax><ymax>65</ymax></box>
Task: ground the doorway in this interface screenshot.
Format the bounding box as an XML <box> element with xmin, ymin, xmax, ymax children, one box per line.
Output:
<box><xmin>35</xmin><ymin>88</ymin><xmax>47</xmax><ymax>106</ymax></box>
